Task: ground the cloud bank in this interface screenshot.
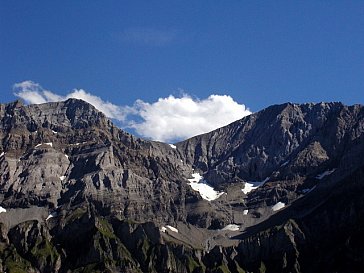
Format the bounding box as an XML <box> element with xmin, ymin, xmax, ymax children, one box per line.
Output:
<box><xmin>14</xmin><ymin>81</ymin><xmax>251</xmax><ymax>142</ymax></box>
<box><xmin>130</xmin><ymin>95</ymin><xmax>251</xmax><ymax>142</ymax></box>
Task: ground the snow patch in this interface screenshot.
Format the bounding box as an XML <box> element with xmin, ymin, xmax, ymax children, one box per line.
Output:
<box><xmin>71</xmin><ymin>142</ymin><xmax>87</xmax><ymax>146</ymax></box>
<box><xmin>272</xmin><ymin>202</ymin><xmax>285</xmax><ymax>211</ymax></box>
<box><xmin>222</xmin><ymin>224</ymin><xmax>240</xmax><ymax>231</ymax></box>
<box><xmin>35</xmin><ymin>142</ymin><xmax>53</xmax><ymax>148</ymax></box>
<box><xmin>0</xmin><ymin>206</ymin><xmax>6</xmax><ymax>213</ymax></box>
<box><xmin>71</xmin><ymin>142</ymin><xmax>88</xmax><ymax>146</ymax></box>
<box><xmin>187</xmin><ymin>173</ymin><xmax>225</xmax><ymax>201</ymax></box>
<box><xmin>188</xmin><ymin>173</ymin><xmax>203</xmax><ymax>183</ymax></box>
<box><xmin>70</xmin><ymin>142</ymin><xmax>85</xmax><ymax>146</ymax></box>
<box><xmin>59</xmin><ymin>176</ymin><xmax>66</xmax><ymax>181</ymax></box>
<box><xmin>52</xmin><ymin>130</ymin><xmax>58</xmax><ymax>134</ymax></box>
<box><xmin>241</xmin><ymin>177</ymin><xmax>269</xmax><ymax>194</ymax></box>
<box><xmin>316</xmin><ymin>169</ymin><xmax>336</xmax><ymax>180</ymax></box>
<box><xmin>169</xmin><ymin>144</ymin><xmax>176</xmax><ymax>149</ymax></box>
<box><xmin>160</xmin><ymin>225</ymin><xmax>179</xmax><ymax>233</ymax></box>
<box><xmin>46</xmin><ymin>211</ymin><xmax>57</xmax><ymax>221</ymax></box>
<box><xmin>0</xmin><ymin>152</ymin><xmax>4</xmax><ymax>158</ymax></box>
<box><xmin>166</xmin><ymin>225</ymin><xmax>178</xmax><ymax>233</ymax></box>
<box><xmin>64</xmin><ymin>154</ymin><xmax>69</xmax><ymax>159</ymax></box>
<box><xmin>243</xmin><ymin>209</ymin><xmax>249</xmax><ymax>215</ymax></box>
<box><xmin>280</xmin><ymin>160</ymin><xmax>289</xmax><ymax>167</ymax></box>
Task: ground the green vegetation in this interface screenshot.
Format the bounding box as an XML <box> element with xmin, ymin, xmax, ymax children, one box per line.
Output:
<box><xmin>5</xmin><ymin>260</ymin><xmax>28</xmax><ymax>273</ymax></box>
<box><xmin>187</xmin><ymin>256</ymin><xmax>201</xmax><ymax>272</ymax></box>
<box><xmin>92</xmin><ymin>217</ymin><xmax>139</xmax><ymax>271</ymax></box>
<box><xmin>116</xmin><ymin>240</ymin><xmax>134</xmax><ymax>262</ymax></box>
<box><xmin>65</xmin><ymin>207</ymin><xmax>87</xmax><ymax>223</ymax></box>
<box><xmin>216</xmin><ymin>264</ymin><xmax>230</xmax><ymax>273</ymax></box>
<box><xmin>234</xmin><ymin>261</ymin><xmax>246</xmax><ymax>273</ymax></box>
<box><xmin>97</xmin><ymin>217</ymin><xmax>116</xmax><ymax>239</ymax></box>
<box><xmin>30</xmin><ymin>238</ymin><xmax>59</xmax><ymax>265</ymax></box>
<box><xmin>3</xmin><ymin>247</ymin><xmax>33</xmax><ymax>273</ymax></box>
<box><xmin>141</xmin><ymin>237</ymin><xmax>150</xmax><ymax>257</ymax></box>
<box><xmin>74</xmin><ymin>263</ymin><xmax>102</xmax><ymax>273</ymax></box>
<box><xmin>259</xmin><ymin>261</ymin><xmax>267</xmax><ymax>273</ymax></box>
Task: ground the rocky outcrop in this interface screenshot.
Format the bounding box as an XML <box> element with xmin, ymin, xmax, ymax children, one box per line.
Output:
<box><xmin>0</xmin><ymin>99</ymin><xmax>364</xmax><ymax>272</ymax></box>
<box><xmin>177</xmin><ymin>102</ymin><xmax>364</xmax><ymax>178</ymax></box>
<box><xmin>177</xmin><ymin>102</ymin><xmax>364</xmax><ymax>208</ymax></box>
<box><xmin>0</xmin><ymin>99</ymin><xmax>207</xmax><ymax>225</ymax></box>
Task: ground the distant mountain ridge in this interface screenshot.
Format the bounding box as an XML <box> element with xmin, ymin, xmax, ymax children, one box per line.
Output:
<box><xmin>0</xmin><ymin>99</ymin><xmax>363</xmax><ymax>272</ymax></box>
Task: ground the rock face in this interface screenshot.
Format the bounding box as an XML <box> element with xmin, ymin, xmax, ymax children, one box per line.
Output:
<box><xmin>0</xmin><ymin>99</ymin><xmax>197</xmax><ymax>223</ymax></box>
<box><xmin>177</xmin><ymin>102</ymin><xmax>364</xmax><ymax>207</ymax></box>
<box><xmin>0</xmin><ymin>99</ymin><xmax>363</xmax><ymax>272</ymax></box>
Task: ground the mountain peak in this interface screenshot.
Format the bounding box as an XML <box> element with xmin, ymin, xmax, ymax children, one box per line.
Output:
<box><xmin>0</xmin><ymin>100</ymin><xmax>364</xmax><ymax>272</ymax></box>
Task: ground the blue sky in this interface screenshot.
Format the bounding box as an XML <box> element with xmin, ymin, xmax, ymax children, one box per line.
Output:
<box><xmin>1</xmin><ymin>1</ymin><xmax>364</xmax><ymax>141</ymax></box>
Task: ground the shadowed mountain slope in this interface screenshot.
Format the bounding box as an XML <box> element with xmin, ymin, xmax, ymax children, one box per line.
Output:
<box><xmin>0</xmin><ymin>99</ymin><xmax>363</xmax><ymax>272</ymax></box>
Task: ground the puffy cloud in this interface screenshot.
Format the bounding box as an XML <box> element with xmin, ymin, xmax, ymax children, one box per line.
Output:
<box><xmin>13</xmin><ymin>81</ymin><xmax>48</xmax><ymax>104</ymax></box>
<box><xmin>14</xmin><ymin>80</ymin><xmax>129</xmax><ymax>120</ymax></box>
<box><xmin>65</xmin><ymin>89</ymin><xmax>129</xmax><ymax>120</ymax></box>
<box><xmin>130</xmin><ymin>95</ymin><xmax>251</xmax><ymax>142</ymax></box>
<box><xmin>13</xmin><ymin>81</ymin><xmax>251</xmax><ymax>142</ymax></box>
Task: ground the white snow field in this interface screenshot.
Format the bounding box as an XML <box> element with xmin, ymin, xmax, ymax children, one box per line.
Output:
<box><xmin>46</xmin><ymin>211</ymin><xmax>57</xmax><ymax>221</ymax></box>
<box><xmin>160</xmin><ymin>225</ymin><xmax>179</xmax><ymax>233</ymax></box>
<box><xmin>241</xmin><ymin>177</ymin><xmax>269</xmax><ymax>194</ymax></box>
<box><xmin>222</xmin><ymin>224</ymin><xmax>240</xmax><ymax>231</ymax></box>
<box><xmin>187</xmin><ymin>173</ymin><xmax>225</xmax><ymax>201</ymax></box>
<box><xmin>272</xmin><ymin>202</ymin><xmax>285</xmax><ymax>211</ymax></box>
<box><xmin>35</xmin><ymin>142</ymin><xmax>53</xmax><ymax>148</ymax></box>
<box><xmin>0</xmin><ymin>206</ymin><xmax>6</xmax><ymax>213</ymax></box>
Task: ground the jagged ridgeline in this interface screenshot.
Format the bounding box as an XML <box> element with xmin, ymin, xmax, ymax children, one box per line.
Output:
<box><xmin>0</xmin><ymin>99</ymin><xmax>364</xmax><ymax>272</ymax></box>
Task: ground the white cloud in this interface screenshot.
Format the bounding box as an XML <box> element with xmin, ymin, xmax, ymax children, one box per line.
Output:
<box><xmin>14</xmin><ymin>80</ymin><xmax>129</xmax><ymax>121</ymax></box>
<box><xmin>13</xmin><ymin>81</ymin><xmax>48</xmax><ymax>104</ymax></box>
<box><xmin>43</xmin><ymin>90</ymin><xmax>64</xmax><ymax>102</ymax></box>
<box><xmin>65</xmin><ymin>89</ymin><xmax>129</xmax><ymax>120</ymax></box>
<box><xmin>13</xmin><ymin>81</ymin><xmax>252</xmax><ymax>142</ymax></box>
<box><xmin>130</xmin><ymin>94</ymin><xmax>251</xmax><ymax>142</ymax></box>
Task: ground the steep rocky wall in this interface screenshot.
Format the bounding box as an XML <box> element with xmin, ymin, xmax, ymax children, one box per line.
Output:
<box><xmin>1</xmin><ymin>100</ymin><xmax>364</xmax><ymax>272</ymax></box>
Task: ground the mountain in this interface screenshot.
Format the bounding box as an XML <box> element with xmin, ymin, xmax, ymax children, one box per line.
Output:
<box><xmin>0</xmin><ymin>99</ymin><xmax>363</xmax><ymax>273</ymax></box>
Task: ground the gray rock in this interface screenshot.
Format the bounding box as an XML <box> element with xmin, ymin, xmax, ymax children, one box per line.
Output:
<box><xmin>0</xmin><ymin>99</ymin><xmax>364</xmax><ymax>272</ymax></box>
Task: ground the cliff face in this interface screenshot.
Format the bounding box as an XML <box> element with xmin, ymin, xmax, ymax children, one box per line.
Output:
<box><xmin>178</xmin><ymin>102</ymin><xmax>364</xmax><ymax>180</ymax></box>
<box><xmin>0</xmin><ymin>99</ymin><xmax>363</xmax><ymax>273</ymax></box>
<box><xmin>177</xmin><ymin>102</ymin><xmax>364</xmax><ymax>208</ymax></box>
<box><xmin>0</xmin><ymin>99</ymin><xmax>199</xmax><ymax>224</ymax></box>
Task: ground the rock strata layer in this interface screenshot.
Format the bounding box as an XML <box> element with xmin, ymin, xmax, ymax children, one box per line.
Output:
<box><xmin>0</xmin><ymin>99</ymin><xmax>363</xmax><ymax>272</ymax></box>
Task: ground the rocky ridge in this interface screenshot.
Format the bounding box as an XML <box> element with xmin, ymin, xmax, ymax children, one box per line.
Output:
<box><xmin>0</xmin><ymin>99</ymin><xmax>363</xmax><ymax>272</ymax></box>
